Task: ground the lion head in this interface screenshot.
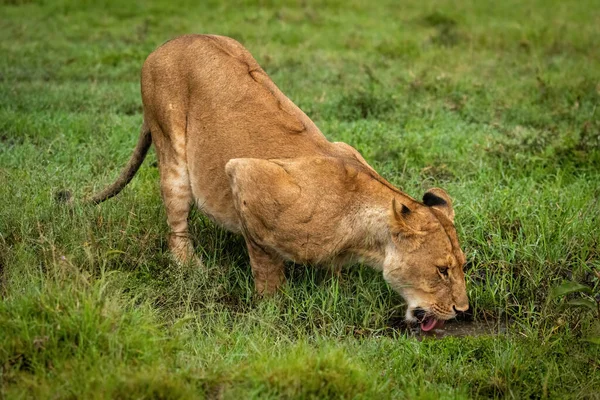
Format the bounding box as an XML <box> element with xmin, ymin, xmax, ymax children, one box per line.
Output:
<box><xmin>382</xmin><ymin>188</ymin><xmax>468</xmax><ymax>331</ymax></box>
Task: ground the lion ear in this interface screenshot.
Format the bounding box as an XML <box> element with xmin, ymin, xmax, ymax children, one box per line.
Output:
<box><xmin>423</xmin><ymin>187</ymin><xmax>454</xmax><ymax>222</ymax></box>
<box><xmin>390</xmin><ymin>198</ymin><xmax>419</xmax><ymax>236</ymax></box>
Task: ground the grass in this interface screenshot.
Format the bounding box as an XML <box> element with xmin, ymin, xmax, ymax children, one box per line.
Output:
<box><xmin>1</xmin><ymin>0</ymin><xmax>599</xmax><ymax>398</ymax></box>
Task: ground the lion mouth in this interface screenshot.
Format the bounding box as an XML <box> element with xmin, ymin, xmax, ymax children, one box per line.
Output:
<box><xmin>420</xmin><ymin>316</ymin><xmax>445</xmax><ymax>332</ymax></box>
<box><xmin>413</xmin><ymin>308</ymin><xmax>446</xmax><ymax>331</ymax></box>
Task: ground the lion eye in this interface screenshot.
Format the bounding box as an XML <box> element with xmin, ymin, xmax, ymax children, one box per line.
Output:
<box><xmin>437</xmin><ymin>266</ymin><xmax>449</xmax><ymax>277</ymax></box>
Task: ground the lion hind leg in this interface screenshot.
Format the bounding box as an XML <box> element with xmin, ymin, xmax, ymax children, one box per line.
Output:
<box><xmin>151</xmin><ymin>120</ymin><xmax>200</xmax><ymax>267</ymax></box>
<box><xmin>161</xmin><ymin>160</ymin><xmax>199</xmax><ymax>266</ymax></box>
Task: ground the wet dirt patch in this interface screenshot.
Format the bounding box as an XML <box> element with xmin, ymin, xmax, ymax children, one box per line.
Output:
<box><xmin>409</xmin><ymin>320</ymin><xmax>508</xmax><ymax>340</ymax></box>
<box><xmin>385</xmin><ymin>308</ymin><xmax>508</xmax><ymax>340</ymax></box>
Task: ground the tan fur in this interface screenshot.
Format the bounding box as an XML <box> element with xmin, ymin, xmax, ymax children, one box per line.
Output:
<box><xmin>92</xmin><ymin>34</ymin><xmax>468</xmax><ymax>321</ymax></box>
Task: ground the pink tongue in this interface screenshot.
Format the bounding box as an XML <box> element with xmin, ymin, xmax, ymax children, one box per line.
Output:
<box><xmin>420</xmin><ymin>317</ymin><xmax>445</xmax><ymax>332</ymax></box>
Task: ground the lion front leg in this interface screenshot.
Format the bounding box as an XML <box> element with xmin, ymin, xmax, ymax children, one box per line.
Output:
<box><xmin>245</xmin><ymin>239</ymin><xmax>286</xmax><ymax>295</ymax></box>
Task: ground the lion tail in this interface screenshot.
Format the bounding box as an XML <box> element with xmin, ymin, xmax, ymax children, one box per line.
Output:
<box><xmin>88</xmin><ymin>122</ymin><xmax>152</xmax><ymax>204</ymax></box>
<box><xmin>56</xmin><ymin>123</ymin><xmax>152</xmax><ymax>205</ymax></box>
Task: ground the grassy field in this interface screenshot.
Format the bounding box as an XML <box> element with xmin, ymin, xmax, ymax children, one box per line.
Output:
<box><xmin>1</xmin><ymin>0</ymin><xmax>600</xmax><ymax>398</ymax></box>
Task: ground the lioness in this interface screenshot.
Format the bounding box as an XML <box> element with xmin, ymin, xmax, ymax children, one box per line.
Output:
<box><xmin>90</xmin><ymin>34</ymin><xmax>468</xmax><ymax>330</ymax></box>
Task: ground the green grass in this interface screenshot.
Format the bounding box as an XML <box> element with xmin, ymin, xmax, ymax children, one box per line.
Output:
<box><xmin>1</xmin><ymin>0</ymin><xmax>600</xmax><ymax>398</ymax></box>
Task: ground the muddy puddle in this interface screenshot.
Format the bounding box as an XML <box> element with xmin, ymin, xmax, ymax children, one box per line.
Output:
<box><xmin>407</xmin><ymin>320</ymin><xmax>508</xmax><ymax>340</ymax></box>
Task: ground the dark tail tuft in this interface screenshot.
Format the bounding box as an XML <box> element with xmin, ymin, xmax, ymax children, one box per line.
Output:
<box><xmin>55</xmin><ymin>189</ymin><xmax>73</xmax><ymax>204</ymax></box>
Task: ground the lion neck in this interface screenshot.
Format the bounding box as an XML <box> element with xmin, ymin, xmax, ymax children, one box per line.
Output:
<box><xmin>344</xmin><ymin>181</ymin><xmax>416</xmax><ymax>271</ymax></box>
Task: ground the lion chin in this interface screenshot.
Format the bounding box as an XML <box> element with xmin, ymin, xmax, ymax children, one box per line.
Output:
<box><xmin>85</xmin><ymin>34</ymin><xmax>469</xmax><ymax>324</ymax></box>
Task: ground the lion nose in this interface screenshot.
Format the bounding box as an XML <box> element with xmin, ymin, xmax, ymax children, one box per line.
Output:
<box><xmin>453</xmin><ymin>303</ymin><xmax>469</xmax><ymax>313</ymax></box>
<box><xmin>413</xmin><ymin>308</ymin><xmax>426</xmax><ymax>321</ymax></box>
